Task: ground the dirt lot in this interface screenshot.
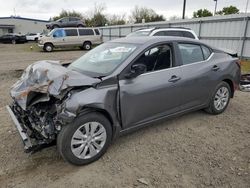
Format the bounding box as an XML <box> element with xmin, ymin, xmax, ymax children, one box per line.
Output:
<box><xmin>0</xmin><ymin>43</ymin><xmax>249</xmax><ymax>188</ymax></box>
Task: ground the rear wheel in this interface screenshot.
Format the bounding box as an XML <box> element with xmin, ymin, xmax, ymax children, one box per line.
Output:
<box><xmin>77</xmin><ymin>24</ymin><xmax>84</xmax><ymax>27</ymax></box>
<box><xmin>83</xmin><ymin>42</ymin><xmax>91</xmax><ymax>50</ymax></box>
<box><xmin>43</xmin><ymin>43</ymin><xmax>53</xmax><ymax>52</ymax></box>
<box><xmin>52</xmin><ymin>25</ymin><xmax>59</xmax><ymax>29</ymax></box>
<box><xmin>57</xmin><ymin>112</ymin><xmax>112</xmax><ymax>165</ymax></box>
<box><xmin>205</xmin><ymin>82</ymin><xmax>231</xmax><ymax>115</ymax></box>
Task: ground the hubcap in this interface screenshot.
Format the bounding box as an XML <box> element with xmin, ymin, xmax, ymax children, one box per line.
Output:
<box><xmin>85</xmin><ymin>44</ymin><xmax>90</xmax><ymax>50</ymax></box>
<box><xmin>71</xmin><ymin>122</ymin><xmax>107</xmax><ymax>159</ymax></box>
<box><xmin>214</xmin><ymin>86</ymin><xmax>229</xmax><ymax>111</ymax></box>
<box><xmin>46</xmin><ymin>45</ymin><xmax>52</xmax><ymax>52</ymax></box>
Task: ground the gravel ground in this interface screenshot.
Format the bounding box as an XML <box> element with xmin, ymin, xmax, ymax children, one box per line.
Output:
<box><xmin>0</xmin><ymin>43</ymin><xmax>249</xmax><ymax>188</ymax></box>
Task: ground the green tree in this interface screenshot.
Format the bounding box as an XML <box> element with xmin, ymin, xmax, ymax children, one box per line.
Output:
<box><xmin>217</xmin><ymin>6</ymin><xmax>239</xmax><ymax>15</ymax></box>
<box><xmin>193</xmin><ymin>9</ymin><xmax>213</xmax><ymax>18</ymax></box>
<box><xmin>130</xmin><ymin>6</ymin><xmax>165</xmax><ymax>23</ymax></box>
<box><xmin>85</xmin><ymin>3</ymin><xmax>108</xmax><ymax>27</ymax></box>
<box><xmin>108</xmin><ymin>14</ymin><xmax>126</xmax><ymax>25</ymax></box>
<box><xmin>52</xmin><ymin>10</ymin><xmax>83</xmax><ymax>21</ymax></box>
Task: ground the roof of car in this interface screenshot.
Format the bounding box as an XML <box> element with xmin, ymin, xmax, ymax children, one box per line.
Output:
<box><xmin>109</xmin><ymin>36</ymin><xmax>198</xmax><ymax>45</ymax></box>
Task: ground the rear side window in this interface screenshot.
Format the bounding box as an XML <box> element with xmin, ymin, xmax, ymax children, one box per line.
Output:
<box><xmin>153</xmin><ymin>31</ymin><xmax>165</xmax><ymax>36</ymax></box>
<box><xmin>178</xmin><ymin>43</ymin><xmax>204</xmax><ymax>65</ymax></box>
<box><xmin>182</xmin><ymin>31</ymin><xmax>195</xmax><ymax>39</ymax></box>
<box><xmin>65</xmin><ymin>29</ymin><xmax>78</xmax><ymax>36</ymax></box>
<box><xmin>164</xmin><ymin>31</ymin><xmax>183</xmax><ymax>37</ymax></box>
<box><xmin>79</xmin><ymin>29</ymin><xmax>94</xmax><ymax>36</ymax></box>
<box><xmin>201</xmin><ymin>45</ymin><xmax>212</xmax><ymax>59</ymax></box>
<box><xmin>94</xmin><ymin>29</ymin><xmax>100</xmax><ymax>35</ymax></box>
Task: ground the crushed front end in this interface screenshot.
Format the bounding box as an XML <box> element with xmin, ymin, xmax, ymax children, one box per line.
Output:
<box><xmin>7</xmin><ymin>60</ymin><xmax>100</xmax><ymax>152</ymax></box>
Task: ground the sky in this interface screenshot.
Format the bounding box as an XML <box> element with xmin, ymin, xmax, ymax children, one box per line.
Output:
<box><xmin>0</xmin><ymin>0</ymin><xmax>249</xmax><ymax>21</ymax></box>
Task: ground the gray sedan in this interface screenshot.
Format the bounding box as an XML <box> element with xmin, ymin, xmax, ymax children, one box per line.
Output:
<box><xmin>7</xmin><ymin>37</ymin><xmax>241</xmax><ymax>165</ymax></box>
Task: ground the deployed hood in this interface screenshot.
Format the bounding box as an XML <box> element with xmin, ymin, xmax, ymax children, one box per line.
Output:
<box><xmin>10</xmin><ymin>60</ymin><xmax>100</xmax><ymax>110</ymax></box>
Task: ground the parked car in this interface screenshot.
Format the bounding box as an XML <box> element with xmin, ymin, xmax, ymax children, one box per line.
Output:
<box><xmin>26</xmin><ymin>33</ymin><xmax>42</xmax><ymax>41</ymax></box>
<box><xmin>127</xmin><ymin>27</ymin><xmax>199</xmax><ymax>40</ymax></box>
<box><xmin>38</xmin><ymin>27</ymin><xmax>102</xmax><ymax>52</ymax></box>
<box><xmin>0</xmin><ymin>33</ymin><xmax>27</xmax><ymax>44</ymax></box>
<box><xmin>7</xmin><ymin>36</ymin><xmax>240</xmax><ymax>165</ymax></box>
<box><xmin>46</xmin><ymin>17</ymin><xmax>85</xmax><ymax>30</ymax></box>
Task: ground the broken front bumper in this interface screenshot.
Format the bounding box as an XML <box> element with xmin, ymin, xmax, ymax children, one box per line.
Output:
<box><xmin>6</xmin><ymin>105</ymin><xmax>33</xmax><ymax>152</ymax></box>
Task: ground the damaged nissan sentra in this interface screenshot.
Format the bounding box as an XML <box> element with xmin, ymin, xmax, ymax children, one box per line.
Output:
<box><xmin>7</xmin><ymin>36</ymin><xmax>241</xmax><ymax>165</ymax></box>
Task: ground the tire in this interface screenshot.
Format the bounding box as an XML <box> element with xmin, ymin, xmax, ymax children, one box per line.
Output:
<box><xmin>83</xmin><ymin>42</ymin><xmax>92</xmax><ymax>50</ymax></box>
<box><xmin>52</xmin><ymin>25</ymin><xmax>59</xmax><ymax>29</ymax></box>
<box><xmin>43</xmin><ymin>43</ymin><xmax>53</xmax><ymax>52</ymax></box>
<box><xmin>205</xmin><ymin>81</ymin><xmax>231</xmax><ymax>115</ymax></box>
<box><xmin>77</xmin><ymin>24</ymin><xmax>84</xmax><ymax>27</ymax></box>
<box><xmin>57</xmin><ymin>112</ymin><xmax>112</xmax><ymax>165</ymax></box>
<box><xmin>11</xmin><ymin>39</ymin><xmax>16</xmax><ymax>44</ymax></box>
<box><xmin>34</xmin><ymin>38</ymin><xmax>38</xmax><ymax>42</ymax></box>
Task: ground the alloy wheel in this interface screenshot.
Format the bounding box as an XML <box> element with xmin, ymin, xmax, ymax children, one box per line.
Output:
<box><xmin>213</xmin><ymin>86</ymin><xmax>229</xmax><ymax>111</ymax></box>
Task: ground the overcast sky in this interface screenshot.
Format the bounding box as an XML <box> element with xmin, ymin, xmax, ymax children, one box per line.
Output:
<box><xmin>0</xmin><ymin>0</ymin><xmax>249</xmax><ymax>20</ymax></box>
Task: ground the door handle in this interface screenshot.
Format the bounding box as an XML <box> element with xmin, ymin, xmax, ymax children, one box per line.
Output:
<box><xmin>168</xmin><ymin>75</ymin><xmax>181</xmax><ymax>83</ymax></box>
<box><xmin>212</xmin><ymin>65</ymin><xmax>220</xmax><ymax>71</ymax></box>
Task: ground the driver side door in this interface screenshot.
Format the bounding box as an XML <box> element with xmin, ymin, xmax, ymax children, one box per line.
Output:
<box><xmin>119</xmin><ymin>43</ymin><xmax>183</xmax><ymax>129</ymax></box>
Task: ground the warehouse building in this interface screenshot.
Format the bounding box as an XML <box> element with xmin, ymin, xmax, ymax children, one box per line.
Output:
<box><xmin>0</xmin><ymin>16</ymin><xmax>49</xmax><ymax>35</ymax></box>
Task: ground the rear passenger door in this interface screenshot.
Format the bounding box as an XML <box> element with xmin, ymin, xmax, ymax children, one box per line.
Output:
<box><xmin>177</xmin><ymin>43</ymin><xmax>216</xmax><ymax>110</ymax></box>
<box><xmin>64</xmin><ymin>29</ymin><xmax>80</xmax><ymax>46</ymax></box>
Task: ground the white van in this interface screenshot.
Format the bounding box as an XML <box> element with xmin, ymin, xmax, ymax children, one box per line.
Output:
<box><xmin>38</xmin><ymin>28</ymin><xmax>102</xmax><ymax>52</ymax></box>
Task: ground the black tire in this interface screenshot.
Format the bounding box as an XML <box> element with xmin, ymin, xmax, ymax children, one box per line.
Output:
<box><xmin>57</xmin><ymin>112</ymin><xmax>112</xmax><ymax>165</ymax></box>
<box><xmin>205</xmin><ymin>81</ymin><xmax>231</xmax><ymax>115</ymax></box>
<box><xmin>52</xmin><ymin>25</ymin><xmax>59</xmax><ymax>29</ymax></box>
<box><xmin>43</xmin><ymin>43</ymin><xmax>53</xmax><ymax>52</ymax></box>
<box><xmin>77</xmin><ymin>24</ymin><xmax>84</xmax><ymax>27</ymax></box>
<box><xmin>83</xmin><ymin>41</ymin><xmax>92</xmax><ymax>50</ymax></box>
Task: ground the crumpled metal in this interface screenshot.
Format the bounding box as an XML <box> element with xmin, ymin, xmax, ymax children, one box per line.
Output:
<box><xmin>10</xmin><ymin>60</ymin><xmax>99</xmax><ymax>110</ymax></box>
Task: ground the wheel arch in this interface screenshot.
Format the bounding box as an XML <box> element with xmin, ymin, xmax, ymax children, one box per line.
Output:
<box><xmin>78</xmin><ymin>107</ymin><xmax>116</xmax><ymax>138</ymax></box>
<box><xmin>222</xmin><ymin>78</ymin><xmax>234</xmax><ymax>98</ymax></box>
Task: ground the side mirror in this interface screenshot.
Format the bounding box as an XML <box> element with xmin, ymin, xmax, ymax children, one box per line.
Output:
<box><xmin>125</xmin><ymin>64</ymin><xmax>147</xmax><ymax>79</ymax></box>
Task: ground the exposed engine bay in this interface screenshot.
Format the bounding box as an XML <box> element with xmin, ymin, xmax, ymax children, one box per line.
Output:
<box><xmin>8</xmin><ymin>60</ymin><xmax>101</xmax><ymax>152</ymax></box>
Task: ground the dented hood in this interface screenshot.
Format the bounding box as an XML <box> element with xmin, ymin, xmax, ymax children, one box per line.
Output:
<box><xmin>10</xmin><ymin>60</ymin><xmax>100</xmax><ymax>110</ymax></box>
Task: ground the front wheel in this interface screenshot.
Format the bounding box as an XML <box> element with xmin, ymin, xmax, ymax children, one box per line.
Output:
<box><xmin>43</xmin><ymin>43</ymin><xmax>53</xmax><ymax>52</ymax></box>
<box><xmin>205</xmin><ymin>81</ymin><xmax>231</xmax><ymax>115</ymax></box>
<box><xmin>11</xmin><ymin>39</ymin><xmax>16</xmax><ymax>44</ymax></box>
<box><xmin>57</xmin><ymin>112</ymin><xmax>112</xmax><ymax>165</ymax></box>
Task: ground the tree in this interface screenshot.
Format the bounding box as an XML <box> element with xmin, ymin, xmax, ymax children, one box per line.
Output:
<box><xmin>108</xmin><ymin>14</ymin><xmax>126</xmax><ymax>25</ymax></box>
<box><xmin>52</xmin><ymin>10</ymin><xmax>83</xmax><ymax>21</ymax></box>
<box><xmin>193</xmin><ymin>9</ymin><xmax>213</xmax><ymax>18</ymax></box>
<box><xmin>85</xmin><ymin>3</ymin><xmax>108</xmax><ymax>27</ymax></box>
<box><xmin>130</xmin><ymin>6</ymin><xmax>165</xmax><ymax>23</ymax></box>
<box><xmin>217</xmin><ymin>6</ymin><xmax>239</xmax><ymax>15</ymax></box>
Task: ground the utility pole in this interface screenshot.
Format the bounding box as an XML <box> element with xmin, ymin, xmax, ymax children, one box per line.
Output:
<box><xmin>245</xmin><ymin>0</ymin><xmax>249</xmax><ymax>13</ymax></box>
<box><xmin>214</xmin><ymin>0</ymin><xmax>218</xmax><ymax>15</ymax></box>
<box><xmin>182</xmin><ymin>0</ymin><xmax>186</xmax><ymax>19</ymax></box>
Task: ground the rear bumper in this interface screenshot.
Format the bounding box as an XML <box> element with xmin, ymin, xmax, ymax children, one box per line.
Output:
<box><xmin>6</xmin><ymin>105</ymin><xmax>33</xmax><ymax>151</ymax></box>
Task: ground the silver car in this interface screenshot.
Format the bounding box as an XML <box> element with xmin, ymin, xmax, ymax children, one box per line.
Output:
<box><xmin>7</xmin><ymin>37</ymin><xmax>241</xmax><ymax>165</ymax></box>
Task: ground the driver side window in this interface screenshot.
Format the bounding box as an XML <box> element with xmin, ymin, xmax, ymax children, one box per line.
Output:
<box><xmin>53</xmin><ymin>29</ymin><xmax>66</xmax><ymax>38</ymax></box>
<box><xmin>134</xmin><ymin>44</ymin><xmax>173</xmax><ymax>72</ymax></box>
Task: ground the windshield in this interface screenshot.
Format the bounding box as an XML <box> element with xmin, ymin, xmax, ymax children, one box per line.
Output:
<box><xmin>127</xmin><ymin>30</ymin><xmax>151</xmax><ymax>37</ymax></box>
<box><xmin>69</xmin><ymin>42</ymin><xmax>138</xmax><ymax>77</ymax></box>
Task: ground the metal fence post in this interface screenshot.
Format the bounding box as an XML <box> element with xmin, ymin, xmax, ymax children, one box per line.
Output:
<box><xmin>109</xmin><ymin>27</ymin><xmax>111</xmax><ymax>40</ymax></box>
<box><xmin>119</xmin><ymin>27</ymin><xmax>121</xmax><ymax>38</ymax></box>
<box><xmin>198</xmin><ymin>20</ymin><xmax>202</xmax><ymax>39</ymax></box>
<box><xmin>240</xmin><ymin>16</ymin><xmax>249</xmax><ymax>59</ymax></box>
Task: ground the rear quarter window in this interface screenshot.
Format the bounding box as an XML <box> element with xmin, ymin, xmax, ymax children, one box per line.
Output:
<box><xmin>94</xmin><ymin>29</ymin><xmax>100</xmax><ymax>35</ymax></box>
<box><xmin>178</xmin><ymin>43</ymin><xmax>204</xmax><ymax>65</ymax></box>
<box><xmin>79</xmin><ymin>29</ymin><xmax>94</xmax><ymax>36</ymax></box>
<box><xmin>201</xmin><ymin>45</ymin><xmax>212</xmax><ymax>59</ymax></box>
<box><xmin>182</xmin><ymin>31</ymin><xmax>196</xmax><ymax>39</ymax></box>
<box><xmin>164</xmin><ymin>31</ymin><xmax>184</xmax><ymax>37</ymax></box>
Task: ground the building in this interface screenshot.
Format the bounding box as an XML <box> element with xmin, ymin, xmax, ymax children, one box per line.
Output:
<box><xmin>0</xmin><ymin>16</ymin><xmax>49</xmax><ymax>35</ymax></box>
